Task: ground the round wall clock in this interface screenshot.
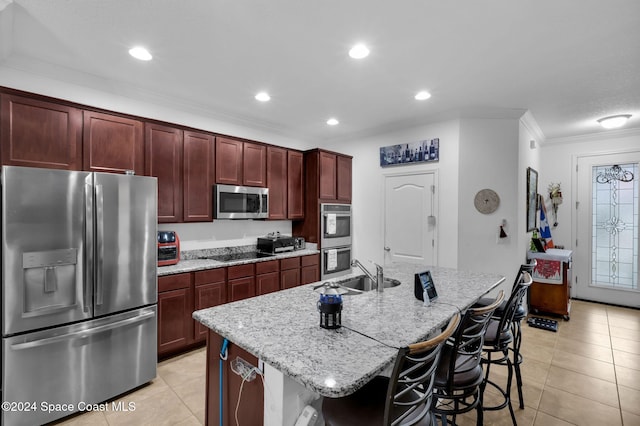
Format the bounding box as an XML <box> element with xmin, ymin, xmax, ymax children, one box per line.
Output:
<box><xmin>474</xmin><ymin>189</ymin><xmax>500</xmax><ymax>214</ymax></box>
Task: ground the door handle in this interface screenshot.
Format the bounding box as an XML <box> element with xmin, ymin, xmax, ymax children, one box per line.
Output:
<box><xmin>10</xmin><ymin>310</ymin><xmax>156</xmax><ymax>350</ymax></box>
<box><xmin>384</xmin><ymin>246</ymin><xmax>391</xmax><ymax>252</ymax></box>
<box><xmin>95</xmin><ymin>184</ymin><xmax>104</xmax><ymax>307</ymax></box>
<box><xmin>84</xmin><ymin>182</ymin><xmax>93</xmax><ymax>313</ymax></box>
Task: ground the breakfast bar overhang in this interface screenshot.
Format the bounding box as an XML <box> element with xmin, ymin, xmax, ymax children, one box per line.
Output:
<box><xmin>193</xmin><ymin>262</ymin><xmax>505</xmax><ymax>425</ymax></box>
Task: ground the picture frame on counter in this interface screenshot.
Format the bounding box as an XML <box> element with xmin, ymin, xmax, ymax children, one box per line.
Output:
<box><xmin>379</xmin><ymin>138</ymin><xmax>439</xmax><ymax>167</ymax></box>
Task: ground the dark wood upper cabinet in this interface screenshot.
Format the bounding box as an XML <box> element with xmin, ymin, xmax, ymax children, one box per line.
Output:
<box><xmin>319</xmin><ymin>151</ymin><xmax>337</xmax><ymax>200</ymax></box>
<box><xmin>243</xmin><ymin>142</ymin><xmax>266</xmax><ymax>187</ymax></box>
<box><xmin>336</xmin><ymin>155</ymin><xmax>352</xmax><ymax>202</ymax></box>
<box><xmin>184</xmin><ymin>131</ymin><xmax>215</xmax><ymax>222</ymax></box>
<box><xmin>145</xmin><ymin>123</ymin><xmax>183</xmax><ymax>222</ymax></box>
<box><xmin>83</xmin><ymin>111</ymin><xmax>144</xmax><ymax>174</ymax></box>
<box><xmin>267</xmin><ymin>146</ymin><xmax>287</xmax><ymax>220</ymax></box>
<box><xmin>215</xmin><ymin>137</ymin><xmax>243</xmax><ymax>185</ymax></box>
<box><xmin>287</xmin><ymin>150</ymin><xmax>304</xmax><ymax>219</ymax></box>
<box><xmin>0</xmin><ymin>94</ymin><xmax>82</xmax><ymax>170</ymax></box>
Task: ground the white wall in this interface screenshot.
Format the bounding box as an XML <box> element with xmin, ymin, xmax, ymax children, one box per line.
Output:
<box><xmin>321</xmin><ymin>119</ymin><xmax>461</xmax><ymax>268</ymax></box>
<box><xmin>457</xmin><ymin>118</ymin><xmax>520</xmax><ymax>283</ymax></box>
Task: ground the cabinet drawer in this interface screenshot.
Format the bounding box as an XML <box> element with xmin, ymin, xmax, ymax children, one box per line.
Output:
<box><xmin>194</xmin><ymin>268</ymin><xmax>226</xmax><ymax>286</ymax></box>
<box><xmin>301</xmin><ymin>254</ymin><xmax>319</xmax><ymax>267</ymax></box>
<box><xmin>280</xmin><ymin>257</ymin><xmax>300</xmax><ymax>271</ymax></box>
<box><xmin>158</xmin><ymin>273</ymin><xmax>191</xmax><ymax>292</ymax></box>
<box><xmin>228</xmin><ymin>263</ymin><xmax>255</xmax><ymax>280</ymax></box>
<box><xmin>256</xmin><ymin>260</ymin><xmax>279</xmax><ymax>275</ymax></box>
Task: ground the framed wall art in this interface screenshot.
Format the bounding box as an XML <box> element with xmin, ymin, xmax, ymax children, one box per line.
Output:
<box><xmin>526</xmin><ymin>167</ymin><xmax>538</xmax><ymax>232</ymax></box>
<box><xmin>380</xmin><ymin>138</ymin><xmax>439</xmax><ymax>167</ymax></box>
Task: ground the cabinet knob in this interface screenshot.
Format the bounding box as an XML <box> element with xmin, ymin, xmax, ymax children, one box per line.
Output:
<box><xmin>384</xmin><ymin>246</ymin><xmax>391</xmax><ymax>252</ymax></box>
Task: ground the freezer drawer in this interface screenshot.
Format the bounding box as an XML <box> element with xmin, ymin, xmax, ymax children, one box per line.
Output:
<box><xmin>1</xmin><ymin>306</ymin><xmax>157</xmax><ymax>426</ymax></box>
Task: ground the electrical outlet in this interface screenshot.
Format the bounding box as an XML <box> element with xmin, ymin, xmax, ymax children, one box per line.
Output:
<box><xmin>230</xmin><ymin>357</ymin><xmax>257</xmax><ymax>381</ymax></box>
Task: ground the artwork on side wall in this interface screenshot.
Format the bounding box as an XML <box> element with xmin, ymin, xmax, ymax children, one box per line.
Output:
<box><xmin>526</xmin><ymin>167</ymin><xmax>538</xmax><ymax>232</ymax></box>
<box><xmin>379</xmin><ymin>138</ymin><xmax>439</xmax><ymax>167</ymax></box>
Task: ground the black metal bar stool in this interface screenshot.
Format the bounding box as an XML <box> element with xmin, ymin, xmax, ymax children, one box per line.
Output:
<box><xmin>432</xmin><ymin>291</ymin><xmax>505</xmax><ymax>426</ymax></box>
<box><xmin>322</xmin><ymin>313</ymin><xmax>460</xmax><ymax>426</ymax></box>
<box><xmin>480</xmin><ymin>272</ymin><xmax>533</xmax><ymax>425</ymax></box>
<box><xmin>474</xmin><ymin>260</ymin><xmax>536</xmax><ymax>409</ymax></box>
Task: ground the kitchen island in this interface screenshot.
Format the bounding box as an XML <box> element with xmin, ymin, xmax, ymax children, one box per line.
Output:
<box><xmin>193</xmin><ymin>262</ymin><xmax>504</xmax><ymax>425</ymax></box>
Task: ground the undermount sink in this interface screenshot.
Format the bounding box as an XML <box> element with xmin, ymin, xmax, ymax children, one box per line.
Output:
<box><xmin>337</xmin><ymin>275</ymin><xmax>401</xmax><ymax>293</ymax></box>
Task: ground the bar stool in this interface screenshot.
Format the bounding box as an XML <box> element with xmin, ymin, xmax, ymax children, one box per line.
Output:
<box><xmin>480</xmin><ymin>272</ymin><xmax>533</xmax><ymax>425</ymax></box>
<box><xmin>322</xmin><ymin>313</ymin><xmax>460</xmax><ymax>426</ymax></box>
<box><xmin>474</xmin><ymin>260</ymin><xmax>536</xmax><ymax>408</ymax></box>
<box><xmin>432</xmin><ymin>291</ymin><xmax>505</xmax><ymax>426</ymax></box>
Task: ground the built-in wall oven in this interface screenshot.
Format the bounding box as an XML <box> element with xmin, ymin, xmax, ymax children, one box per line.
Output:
<box><xmin>320</xmin><ymin>203</ymin><xmax>352</xmax><ymax>247</ymax></box>
<box><xmin>320</xmin><ymin>203</ymin><xmax>352</xmax><ymax>279</ymax></box>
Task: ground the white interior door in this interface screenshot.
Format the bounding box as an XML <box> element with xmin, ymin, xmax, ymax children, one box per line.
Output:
<box><xmin>575</xmin><ymin>152</ymin><xmax>640</xmax><ymax>308</ymax></box>
<box><xmin>383</xmin><ymin>172</ymin><xmax>436</xmax><ymax>265</ymax></box>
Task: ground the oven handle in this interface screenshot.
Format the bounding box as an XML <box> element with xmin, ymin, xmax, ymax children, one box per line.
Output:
<box><xmin>10</xmin><ymin>311</ymin><xmax>156</xmax><ymax>350</ymax></box>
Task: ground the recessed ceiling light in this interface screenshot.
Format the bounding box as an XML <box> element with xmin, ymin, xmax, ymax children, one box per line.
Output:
<box><xmin>327</xmin><ymin>118</ymin><xmax>339</xmax><ymax>126</ymax></box>
<box><xmin>597</xmin><ymin>114</ymin><xmax>632</xmax><ymax>129</ymax></box>
<box><xmin>348</xmin><ymin>44</ymin><xmax>369</xmax><ymax>59</ymax></box>
<box><xmin>255</xmin><ymin>92</ymin><xmax>271</xmax><ymax>102</ymax></box>
<box><xmin>415</xmin><ymin>91</ymin><xmax>432</xmax><ymax>101</ymax></box>
<box><xmin>128</xmin><ymin>46</ymin><xmax>152</xmax><ymax>61</ymax></box>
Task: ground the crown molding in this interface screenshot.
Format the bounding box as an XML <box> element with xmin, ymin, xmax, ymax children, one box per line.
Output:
<box><xmin>544</xmin><ymin>127</ymin><xmax>640</xmax><ymax>145</ymax></box>
<box><xmin>519</xmin><ymin>110</ymin><xmax>546</xmax><ymax>143</ymax></box>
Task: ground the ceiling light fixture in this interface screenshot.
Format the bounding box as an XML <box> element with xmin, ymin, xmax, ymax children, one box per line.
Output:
<box><xmin>414</xmin><ymin>91</ymin><xmax>432</xmax><ymax>101</ymax></box>
<box><xmin>128</xmin><ymin>46</ymin><xmax>152</xmax><ymax>61</ymax></box>
<box><xmin>327</xmin><ymin>118</ymin><xmax>339</xmax><ymax>126</ymax></box>
<box><xmin>255</xmin><ymin>92</ymin><xmax>271</xmax><ymax>102</ymax></box>
<box><xmin>597</xmin><ymin>114</ymin><xmax>632</xmax><ymax>129</ymax></box>
<box><xmin>348</xmin><ymin>44</ymin><xmax>369</xmax><ymax>59</ymax></box>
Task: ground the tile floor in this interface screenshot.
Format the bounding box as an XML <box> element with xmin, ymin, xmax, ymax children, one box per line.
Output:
<box><xmin>53</xmin><ymin>299</ymin><xmax>639</xmax><ymax>425</ymax></box>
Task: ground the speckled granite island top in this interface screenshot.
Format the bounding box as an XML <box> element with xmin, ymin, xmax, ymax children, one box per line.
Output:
<box><xmin>193</xmin><ymin>262</ymin><xmax>504</xmax><ymax>398</ymax></box>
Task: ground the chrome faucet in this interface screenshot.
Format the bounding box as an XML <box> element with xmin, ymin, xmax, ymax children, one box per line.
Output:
<box><xmin>350</xmin><ymin>259</ymin><xmax>384</xmax><ymax>292</ymax></box>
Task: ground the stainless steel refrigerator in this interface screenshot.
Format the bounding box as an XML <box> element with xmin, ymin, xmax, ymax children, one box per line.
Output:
<box><xmin>1</xmin><ymin>166</ymin><xmax>158</xmax><ymax>426</ymax></box>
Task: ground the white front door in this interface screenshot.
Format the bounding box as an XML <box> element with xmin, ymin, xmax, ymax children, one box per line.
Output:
<box><xmin>575</xmin><ymin>152</ymin><xmax>640</xmax><ymax>308</ymax></box>
<box><xmin>383</xmin><ymin>172</ymin><xmax>437</xmax><ymax>265</ymax></box>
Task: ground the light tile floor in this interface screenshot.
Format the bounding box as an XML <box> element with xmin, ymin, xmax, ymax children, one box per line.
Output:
<box><xmin>53</xmin><ymin>299</ymin><xmax>639</xmax><ymax>425</ymax></box>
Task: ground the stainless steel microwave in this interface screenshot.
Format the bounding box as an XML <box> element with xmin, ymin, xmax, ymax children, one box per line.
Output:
<box><xmin>214</xmin><ymin>184</ymin><xmax>269</xmax><ymax>219</ymax></box>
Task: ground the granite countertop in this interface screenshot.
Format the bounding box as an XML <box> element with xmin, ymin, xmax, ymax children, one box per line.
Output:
<box><xmin>158</xmin><ymin>248</ymin><xmax>320</xmax><ymax>276</ymax></box>
<box><xmin>192</xmin><ymin>262</ymin><xmax>505</xmax><ymax>398</ymax></box>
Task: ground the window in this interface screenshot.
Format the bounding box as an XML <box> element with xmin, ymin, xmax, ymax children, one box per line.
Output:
<box><xmin>591</xmin><ymin>163</ymin><xmax>638</xmax><ymax>290</ymax></box>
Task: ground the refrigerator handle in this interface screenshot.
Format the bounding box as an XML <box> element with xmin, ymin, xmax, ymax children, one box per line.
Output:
<box><xmin>84</xmin><ymin>183</ymin><xmax>94</xmax><ymax>313</ymax></box>
<box><xmin>95</xmin><ymin>184</ymin><xmax>105</xmax><ymax>307</ymax></box>
<box><xmin>9</xmin><ymin>310</ymin><xmax>156</xmax><ymax>350</ymax></box>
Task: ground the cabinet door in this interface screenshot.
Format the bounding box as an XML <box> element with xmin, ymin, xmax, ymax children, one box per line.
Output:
<box><xmin>145</xmin><ymin>123</ymin><xmax>183</xmax><ymax>222</ymax></box>
<box><xmin>83</xmin><ymin>111</ymin><xmax>143</xmax><ymax>174</ymax></box>
<box><xmin>228</xmin><ymin>277</ymin><xmax>256</xmax><ymax>302</ymax></box>
<box><xmin>243</xmin><ymin>142</ymin><xmax>266</xmax><ymax>187</ymax></box>
<box><xmin>336</xmin><ymin>155</ymin><xmax>352</xmax><ymax>202</ymax></box>
<box><xmin>215</xmin><ymin>137</ymin><xmax>243</xmax><ymax>185</ymax></box>
<box><xmin>157</xmin><ymin>273</ymin><xmax>192</xmax><ymax>356</ymax></box>
<box><xmin>0</xmin><ymin>94</ymin><xmax>82</xmax><ymax>170</ymax></box>
<box><xmin>281</xmin><ymin>268</ymin><xmax>301</xmax><ymax>290</ymax></box>
<box><xmin>184</xmin><ymin>131</ymin><xmax>215</xmax><ymax>222</ymax></box>
<box><xmin>256</xmin><ymin>272</ymin><xmax>280</xmax><ymax>295</ymax></box>
<box><xmin>319</xmin><ymin>151</ymin><xmax>337</xmax><ymax>200</ymax></box>
<box><xmin>194</xmin><ymin>282</ymin><xmax>226</xmax><ymax>341</ymax></box>
<box><xmin>287</xmin><ymin>150</ymin><xmax>304</xmax><ymax>219</ymax></box>
<box><xmin>267</xmin><ymin>146</ymin><xmax>287</xmax><ymax>219</ymax></box>
<box><xmin>301</xmin><ymin>265</ymin><xmax>320</xmax><ymax>285</ymax></box>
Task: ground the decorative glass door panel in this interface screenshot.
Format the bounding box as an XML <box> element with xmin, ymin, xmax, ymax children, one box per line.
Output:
<box><xmin>591</xmin><ymin>163</ymin><xmax>638</xmax><ymax>290</ymax></box>
<box><xmin>576</xmin><ymin>153</ymin><xmax>640</xmax><ymax>308</ymax></box>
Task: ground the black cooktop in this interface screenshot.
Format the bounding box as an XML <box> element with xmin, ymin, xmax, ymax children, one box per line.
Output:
<box><xmin>198</xmin><ymin>252</ymin><xmax>275</xmax><ymax>262</ymax></box>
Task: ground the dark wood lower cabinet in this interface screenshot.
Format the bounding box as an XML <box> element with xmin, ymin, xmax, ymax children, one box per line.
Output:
<box><xmin>206</xmin><ymin>331</ymin><xmax>263</xmax><ymax>426</ymax></box>
<box><xmin>157</xmin><ymin>273</ymin><xmax>193</xmax><ymax>356</ymax></box>
<box><xmin>194</xmin><ymin>269</ymin><xmax>227</xmax><ymax>342</ymax></box>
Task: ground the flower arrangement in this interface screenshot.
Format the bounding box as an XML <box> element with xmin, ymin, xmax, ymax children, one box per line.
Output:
<box><xmin>548</xmin><ymin>182</ymin><xmax>562</xmax><ymax>227</ymax></box>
